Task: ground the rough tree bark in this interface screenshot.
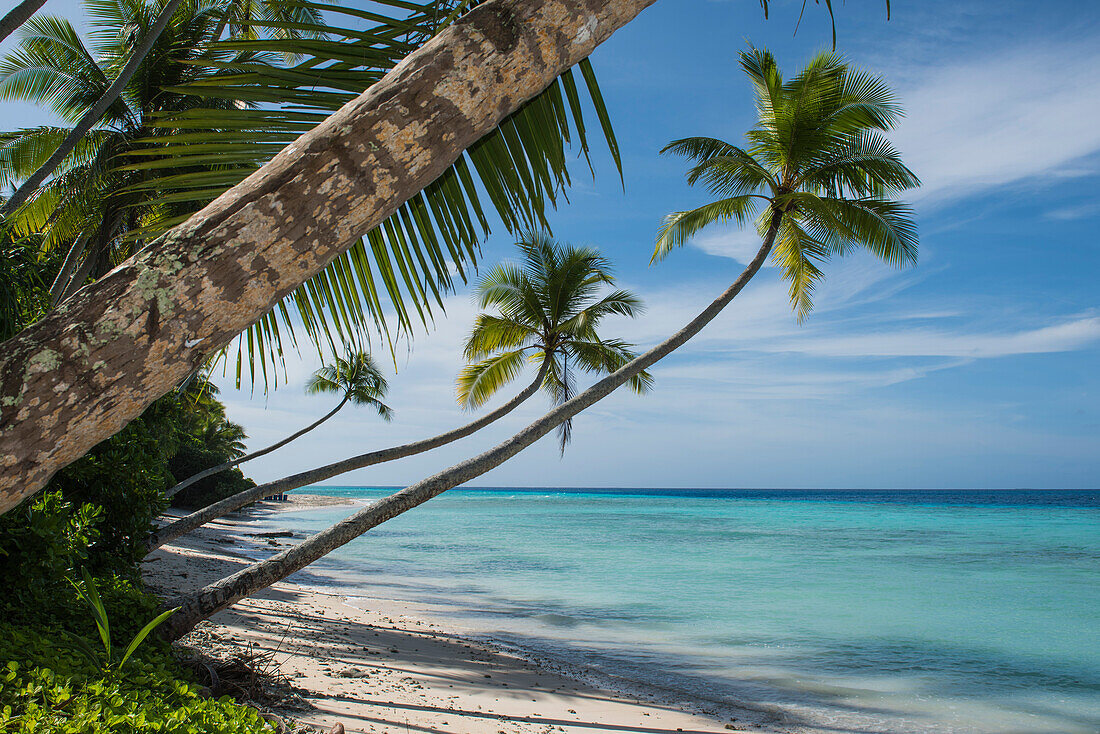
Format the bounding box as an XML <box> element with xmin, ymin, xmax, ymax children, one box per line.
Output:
<box><xmin>147</xmin><ymin>364</ymin><xmax>548</xmax><ymax>551</ymax></box>
<box><xmin>164</xmin><ymin>393</ymin><xmax>351</xmax><ymax>499</ymax></box>
<box><xmin>159</xmin><ymin>213</ymin><xmax>782</xmax><ymax>640</ymax></box>
<box><xmin>0</xmin><ymin>0</ymin><xmax>659</xmax><ymax>516</ymax></box>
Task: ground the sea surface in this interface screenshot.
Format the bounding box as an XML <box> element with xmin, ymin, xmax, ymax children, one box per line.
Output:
<box><xmin>263</xmin><ymin>488</ymin><xmax>1100</xmax><ymax>733</ymax></box>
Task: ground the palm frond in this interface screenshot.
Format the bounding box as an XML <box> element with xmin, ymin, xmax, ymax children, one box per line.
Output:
<box><xmin>456</xmin><ymin>348</ymin><xmax>528</xmax><ymax>409</ymax></box>
<box><xmin>463</xmin><ymin>313</ymin><xmax>536</xmax><ymax>360</ymax></box>
<box><xmin>653</xmin><ymin>195</ymin><xmax>760</xmax><ymax>262</ymax></box>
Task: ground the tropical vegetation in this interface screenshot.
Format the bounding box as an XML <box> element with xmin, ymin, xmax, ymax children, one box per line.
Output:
<box><xmin>166</xmin><ymin>349</ymin><xmax>392</xmax><ymax>498</ymax></box>
<box><xmin>146</xmin><ymin>233</ymin><xmax>650</xmax><ymax>550</ymax></box>
<box><xmin>157</xmin><ymin>45</ymin><xmax>920</xmax><ymax>640</ymax></box>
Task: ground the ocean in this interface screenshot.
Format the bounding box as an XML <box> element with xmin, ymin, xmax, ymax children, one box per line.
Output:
<box><xmin>260</xmin><ymin>488</ymin><xmax>1100</xmax><ymax>733</ymax></box>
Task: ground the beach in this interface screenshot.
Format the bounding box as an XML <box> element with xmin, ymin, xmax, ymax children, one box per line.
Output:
<box><xmin>144</xmin><ymin>489</ymin><xmax>1100</xmax><ymax>734</ymax></box>
<box><xmin>144</xmin><ymin>496</ymin><xmax>788</xmax><ymax>734</ymax></box>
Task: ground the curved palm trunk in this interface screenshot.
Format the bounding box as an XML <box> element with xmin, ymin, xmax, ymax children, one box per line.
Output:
<box><xmin>159</xmin><ymin>214</ymin><xmax>781</xmax><ymax>640</ymax></box>
<box><xmin>0</xmin><ymin>0</ymin><xmax>47</xmax><ymax>45</ymax></box>
<box><xmin>164</xmin><ymin>394</ymin><xmax>350</xmax><ymax>499</ymax></box>
<box><xmin>0</xmin><ymin>0</ymin><xmax>658</xmax><ymax>516</ymax></box>
<box><xmin>0</xmin><ymin>0</ymin><xmax>187</xmax><ymax>216</ymax></box>
<box><xmin>147</xmin><ymin>362</ymin><xmax>549</xmax><ymax>552</ymax></box>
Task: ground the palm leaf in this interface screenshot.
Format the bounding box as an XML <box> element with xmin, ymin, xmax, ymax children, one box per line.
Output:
<box><xmin>456</xmin><ymin>348</ymin><xmax>529</xmax><ymax>409</ymax></box>
<box><xmin>110</xmin><ymin>1</ymin><xmax>621</xmax><ymax>387</ymax></box>
<box><xmin>117</xmin><ymin>607</ymin><xmax>178</xmax><ymax>671</ymax></box>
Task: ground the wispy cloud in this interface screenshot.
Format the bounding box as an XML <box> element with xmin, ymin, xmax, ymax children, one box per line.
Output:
<box><xmin>691</xmin><ymin>227</ymin><xmax>767</xmax><ymax>264</ymax></box>
<box><xmin>1046</xmin><ymin>200</ymin><xmax>1100</xmax><ymax>221</ymax></box>
<box><xmin>889</xmin><ymin>38</ymin><xmax>1100</xmax><ymax>204</ymax></box>
<box><xmin>763</xmin><ymin>314</ymin><xmax>1100</xmax><ymax>359</ymax></box>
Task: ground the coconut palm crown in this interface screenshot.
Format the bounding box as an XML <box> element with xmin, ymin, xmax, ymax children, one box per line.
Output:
<box><xmin>306</xmin><ymin>350</ymin><xmax>394</xmax><ymax>421</ymax></box>
<box><xmin>458</xmin><ymin>232</ymin><xmax>653</xmax><ymax>453</ymax></box>
<box><xmin>655</xmin><ymin>47</ymin><xmax>920</xmax><ymax>319</ymax></box>
<box><xmin>0</xmin><ymin>0</ymin><xmax>275</xmax><ymax>270</ymax></box>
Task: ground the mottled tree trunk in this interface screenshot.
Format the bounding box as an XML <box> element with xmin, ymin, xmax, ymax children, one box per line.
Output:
<box><xmin>159</xmin><ymin>214</ymin><xmax>782</xmax><ymax>640</ymax></box>
<box><xmin>164</xmin><ymin>394</ymin><xmax>350</xmax><ymax>499</ymax></box>
<box><xmin>0</xmin><ymin>0</ymin><xmax>659</xmax><ymax>516</ymax></box>
<box><xmin>147</xmin><ymin>365</ymin><xmax>548</xmax><ymax>551</ymax></box>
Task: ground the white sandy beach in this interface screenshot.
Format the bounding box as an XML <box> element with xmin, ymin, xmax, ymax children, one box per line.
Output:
<box><xmin>143</xmin><ymin>497</ymin><xmax>800</xmax><ymax>734</ymax></box>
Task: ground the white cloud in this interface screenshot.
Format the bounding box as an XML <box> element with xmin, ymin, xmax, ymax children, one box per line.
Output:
<box><xmin>1046</xmin><ymin>201</ymin><xmax>1100</xmax><ymax>221</ymax></box>
<box><xmin>889</xmin><ymin>39</ymin><xmax>1100</xmax><ymax>204</ymax></box>
<box><xmin>691</xmin><ymin>227</ymin><xmax>767</xmax><ymax>264</ymax></box>
<box><xmin>768</xmin><ymin>314</ymin><xmax>1100</xmax><ymax>359</ymax></box>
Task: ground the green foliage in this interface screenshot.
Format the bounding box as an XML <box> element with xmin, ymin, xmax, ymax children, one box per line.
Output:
<box><xmin>0</xmin><ymin>491</ymin><xmax>102</xmax><ymax>607</ymax></box>
<box><xmin>458</xmin><ymin>231</ymin><xmax>653</xmax><ymax>452</ymax></box>
<box><xmin>306</xmin><ymin>349</ymin><xmax>394</xmax><ymax>421</ymax></box>
<box><xmin>167</xmin><ymin>445</ymin><xmax>255</xmax><ymax>509</ymax></box>
<box><xmin>655</xmin><ymin>47</ymin><xmax>919</xmax><ymax>320</ymax></box>
<box><xmin>0</xmin><ymin>568</ymin><xmax>268</xmax><ymax>732</ymax></box>
<box><xmin>0</xmin><ymin>624</ymin><xmax>272</xmax><ymax>734</ymax></box>
<box><xmin>63</xmin><ymin>569</ymin><xmax>178</xmax><ymax>676</ymax></box>
<box><xmin>43</xmin><ymin>399</ymin><xmax>180</xmax><ymax>574</ymax></box>
<box><xmin>0</xmin><ymin>233</ymin><xmax>52</xmax><ymax>340</ymax></box>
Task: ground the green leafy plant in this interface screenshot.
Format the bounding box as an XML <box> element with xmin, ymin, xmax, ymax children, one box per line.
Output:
<box><xmin>0</xmin><ymin>491</ymin><xmax>101</xmax><ymax>607</ymax></box>
<box><xmin>62</xmin><ymin>569</ymin><xmax>178</xmax><ymax>676</ymax></box>
<box><xmin>0</xmin><ymin>624</ymin><xmax>273</xmax><ymax>733</ymax></box>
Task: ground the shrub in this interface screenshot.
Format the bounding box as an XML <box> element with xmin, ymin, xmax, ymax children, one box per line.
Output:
<box><xmin>0</xmin><ymin>583</ymin><xmax>272</xmax><ymax>734</ymax></box>
<box><xmin>0</xmin><ymin>631</ymin><xmax>272</xmax><ymax>734</ymax></box>
<box><xmin>168</xmin><ymin>445</ymin><xmax>256</xmax><ymax>510</ymax></box>
<box><xmin>0</xmin><ymin>492</ymin><xmax>101</xmax><ymax>609</ymax></box>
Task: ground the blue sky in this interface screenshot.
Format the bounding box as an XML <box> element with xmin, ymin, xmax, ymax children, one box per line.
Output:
<box><xmin>6</xmin><ymin>0</ymin><xmax>1099</xmax><ymax>488</ymax></box>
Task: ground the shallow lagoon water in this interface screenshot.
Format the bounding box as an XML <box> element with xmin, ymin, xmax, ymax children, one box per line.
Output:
<box><xmin>268</xmin><ymin>488</ymin><xmax>1100</xmax><ymax>733</ymax></box>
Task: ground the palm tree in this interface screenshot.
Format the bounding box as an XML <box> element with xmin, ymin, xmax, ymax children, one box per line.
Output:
<box><xmin>459</xmin><ymin>232</ymin><xmax>652</xmax><ymax>452</ymax></box>
<box><xmin>0</xmin><ymin>0</ymin><xmax>650</xmax><ymax>513</ymax></box>
<box><xmin>146</xmin><ymin>234</ymin><xmax>649</xmax><ymax>549</ymax></box>
<box><xmin>196</xmin><ymin>416</ymin><xmax>247</xmax><ymax>459</ymax></box>
<box><xmin>0</xmin><ymin>0</ymin><xmax>273</xmax><ymax>294</ymax></box>
<box><xmin>158</xmin><ymin>46</ymin><xmax>920</xmax><ymax>640</ymax></box>
<box><xmin>165</xmin><ymin>350</ymin><xmax>392</xmax><ymax>498</ymax></box>
<box><xmin>0</xmin><ymin>0</ymin><xmax>626</xmax><ymax>393</ymax></box>
<box><xmin>653</xmin><ymin>49</ymin><xmax>918</xmax><ymax>317</ymax></box>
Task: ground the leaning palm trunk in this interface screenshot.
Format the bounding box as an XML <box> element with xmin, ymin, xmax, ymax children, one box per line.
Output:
<box><xmin>159</xmin><ymin>215</ymin><xmax>781</xmax><ymax>640</ymax></box>
<box><xmin>147</xmin><ymin>364</ymin><xmax>549</xmax><ymax>551</ymax></box>
<box><xmin>0</xmin><ymin>0</ymin><xmax>47</xmax><ymax>45</ymax></box>
<box><xmin>164</xmin><ymin>394</ymin><xmax>350</xmax><ymax>499</ymax></box>
<box><xmin>0</xmin><ymin>0</ymin><xmax>659</xmax><ymax>516</ymax></box>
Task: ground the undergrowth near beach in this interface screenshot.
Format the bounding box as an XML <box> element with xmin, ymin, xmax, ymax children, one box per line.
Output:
<box><xmin>0</xmin><ymin>500</ymin><xmax>274</xmax><ymax>733</ymax></box>
<box><xmin>0</xmin><ymin>585</ymin><xmax>275</xmax><ymax>733</ymax></box>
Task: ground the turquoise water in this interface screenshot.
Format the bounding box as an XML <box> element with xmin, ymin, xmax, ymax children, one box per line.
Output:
<box><xmin>267</xmin><ymin>488</ymin><xmax>1100</xmax><ymax>733</ymax></box>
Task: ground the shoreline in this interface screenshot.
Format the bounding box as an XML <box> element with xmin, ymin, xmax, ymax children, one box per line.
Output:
<box><xmin>145</xmin><ymin>496</ymin><xmax>799</xmax><ymax>733</ymax></box>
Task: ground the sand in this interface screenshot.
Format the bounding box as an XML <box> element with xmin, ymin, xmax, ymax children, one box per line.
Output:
<box><xmin>143</xmin><ymin>497</ymin><xmax>795</xmax><ymax>734</ymax></box>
